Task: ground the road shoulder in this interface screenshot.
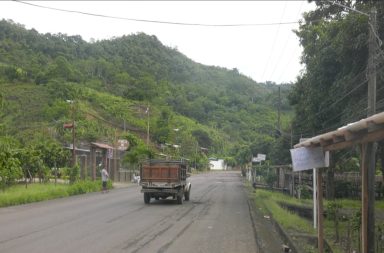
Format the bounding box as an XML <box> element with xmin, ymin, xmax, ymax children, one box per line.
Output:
<box><xmin>246</xmin><ymin>187</ymin><xmax>298</xmax><ymax>253</ymax></box>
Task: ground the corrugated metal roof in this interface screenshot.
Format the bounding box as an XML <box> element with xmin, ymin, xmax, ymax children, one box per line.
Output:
<box><xmin>91</xmin><ymin>142</ymin><xmax>114</xmax><ymax>149</ymax></box>
<box><xmin>294</xmin><ymin>111</ymin><xmax>384</xmax><ymax>151</ymax></box>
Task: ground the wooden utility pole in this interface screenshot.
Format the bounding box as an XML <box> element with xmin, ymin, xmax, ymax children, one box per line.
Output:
<box><xmin>364</xmin><ymin>7</ymin><xmax>377</xmax><ymax>253</ymax></box>
<box><xmin>277</xmin><ymin>86</ymin><xmax>281</xmax><ymax>131</ymax></box>
<box><xmin>72</xmin><ymin>114</ymin><xmax>76</xmax><ymax>167</ymax></box>
<box><xmin>368</xmin><ymin>7</ymin><xmax>377</xmax><ymax>117</ymax></box>
<box><xmin>114</xmin><ymin>129</ymin><xmax>118</xmax><ymax>182</ymax></box>
<box><xmin>65</xmin><ymin>100</ymin><xmax>76</xmax><ymax>168</ymax></box>
<box><xmin>313</xmin><ymin>168</ymin><xmax>317</xmax><ymax>229</ymax></box>
<box><xmin>146</xmin><ymin>105</ymin><xmax>150</xmax><ymax>146</ymax></box>
<box><xmin>317</xmin><ymin>169</ymin><xmax>324</xmax><ymax>253</ymax></box>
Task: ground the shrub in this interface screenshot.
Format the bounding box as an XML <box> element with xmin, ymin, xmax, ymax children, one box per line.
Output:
<box><xmin>0</xmin><ymin>180</ymin><xmax>103</xmax><ymax>207</ymax></box>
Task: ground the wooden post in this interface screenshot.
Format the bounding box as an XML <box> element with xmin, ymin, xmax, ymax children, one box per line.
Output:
<box><xmin>317</xmin><ymin>169</ymin><xmax>324</xmax><ymax>253</ymax></box>
<box><xmin>91</xmin><ymin>146</ymin><xmax>96</xmax><ymax>181</ymax></box>
<box><xmin>313</xmin><ymin>168</ymin><xmax>317</xmax><ymax>229</ymax></box>
<box><xmin>146</xmin><ymin>105</ymin><xmax>150</xmax><ymax>146</ymax></box>
<box><xmin>367</xmin><ymin>8</ymin><xmax>377</xmax><ymax>253</ymax></box>
<box><xmin>83</xmin><ymin>155</ymin><xmax>87</xmax><ymax>179</ymax></box>
<box><xmin>361</xmin><ymin>143</ymin><xmax>369</xmax><ymax>253</ymax></box>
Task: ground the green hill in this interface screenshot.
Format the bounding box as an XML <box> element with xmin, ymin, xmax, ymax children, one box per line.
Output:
<box><xmin>0</xmin><ymin>19</ymin><xmax>293</xmax><ymax>166</ymax></box>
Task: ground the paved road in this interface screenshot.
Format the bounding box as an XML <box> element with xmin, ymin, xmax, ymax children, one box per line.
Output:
<box><xmin>0</xmin><ymin>171</ymin><xmax>258</xmax><ymax>253</ymax></box>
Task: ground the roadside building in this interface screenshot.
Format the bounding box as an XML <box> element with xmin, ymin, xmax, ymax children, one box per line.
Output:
<box><xmin>209</xmin><ymin>158</ymin><xmax>227</xmax><ymax>171</ymax></box>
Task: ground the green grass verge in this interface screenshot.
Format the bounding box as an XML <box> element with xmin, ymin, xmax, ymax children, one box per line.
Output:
<box><xmin>253</xmin><ymin>188</ymin><xmax>315</xmax><ymax>234</ymax></box>
<box><xmin>0</xmin><ymin>180</ymin><xmax>111</xmax><ymax>207</ymax></box>
<box><xmin>250</xmin><ymin>185</ymin><xmax>384</xmax><ymax>253</ymax></box>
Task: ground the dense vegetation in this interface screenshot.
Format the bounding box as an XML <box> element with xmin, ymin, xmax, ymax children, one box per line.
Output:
<box><xmin>0</xmin><ymin>18</ymin><xmax>293</xmax><ymax>185</ymax></box>
<box><xmin>288</xmin><ymin>0</ymin><xmax>384</xmax><ymax>199</ymax></box>
<box><xmin>0</xmin><ymin>180</ymin><xmax>110</xmax><ymax>207</ymax></box>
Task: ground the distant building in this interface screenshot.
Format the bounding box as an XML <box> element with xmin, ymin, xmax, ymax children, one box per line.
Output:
<box><xmin>209</xmin><ymin>158</ymin><xmax>227</xmax><ymax>171</ymax></box>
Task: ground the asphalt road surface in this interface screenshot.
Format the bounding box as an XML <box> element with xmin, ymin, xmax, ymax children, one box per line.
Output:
<box><xmin>0</xmin><ymin>171</ymin><xmax>258</xmax><ymax>253</ymax></box>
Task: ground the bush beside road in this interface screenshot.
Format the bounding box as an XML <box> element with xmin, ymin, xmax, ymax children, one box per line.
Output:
<box><xmin>0</xmin><ymin>180</ymin><xmax>118</xmax><ymax>207</ymax></box>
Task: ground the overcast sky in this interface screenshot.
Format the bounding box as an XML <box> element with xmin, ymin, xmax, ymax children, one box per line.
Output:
<box><xmin>0</xmin><ymin>1</ymin><xmax>316</xmax><ymax>84</ymax></box>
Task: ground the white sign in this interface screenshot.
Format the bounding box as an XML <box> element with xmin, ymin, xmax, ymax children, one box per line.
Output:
<box><xmin>107</xmin><ymin>149</ymin><xmax>113</xmax><ymax>159</ymax></box>
<box><xmin>257</xmin><ymin>154</ymin><xmax>266</xmax><ymax>161</ymax></box>
<box><xmin>290</xmin><ymin>147</ymin><xmax>326</xmax><ymax>171</ymax></box>
<box><xmin>252</xmin><ymin>157</ymin><xmax>261</xmax><ymax>163</ymax></box>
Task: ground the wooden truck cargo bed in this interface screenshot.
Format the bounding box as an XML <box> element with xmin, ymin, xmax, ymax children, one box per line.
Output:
<box><xmin>139</xmin><ymin>160</ymin><xmax>191</xmax><ymax>204</ymax></box>
<box><xmin>140</xmin><ymin>160</ymin><xmax>187</xmax><ymax>187</ymax></box>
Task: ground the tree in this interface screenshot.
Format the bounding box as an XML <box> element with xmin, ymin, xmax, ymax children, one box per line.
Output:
<box><xmin>152</xmin><ymin>109</ymin><xmax>172</xmax><ymax>143</ymax></box>
<box><xmin>0</xmin><ymin>136</ymin><xmax>22</xmax><ymax>190</ymax></box>
<box><xmin>122</xmin><ymin>133</ymin><xmax>153</xmax><ymax>169</ymax></box>
<box><xmin>290</xmin><ymin>1</ymin><xmax>371</xmax><ymax>137</ymax></box>
<box><xmin>18</xmin><ymin>147</ymin><xmax>43</xmax><ymax>183</ymax></box>
<box><xmin>290</xmin><ymin>1</ymin><xmax>384</xmax><ymax>201</ymax></box>
<box><xmin>234</xmin><ymin>145</ymin><xmax>252</xmax><ymax>167</ymax></box>
<box><xmin>192</xmin><ymin>129</ymin><xmax>212</xmax><ymax>149</ymax></box>
<box><xmin>46</xmin><ymin>56</ymin><xmax>83</xmax><ymax>82</ymax></box>
<box><xmin>123</xmin><ymin>144</ymin><xmax>153</xmax><ymax>168</ymax></box>
<box><xmin>224</xmin><ymin>156</ymin><xmax>237</xmax><ymax>168</ymax></box>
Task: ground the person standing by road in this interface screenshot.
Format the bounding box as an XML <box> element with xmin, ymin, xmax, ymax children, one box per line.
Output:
<box><xmin>101</xmin><ymin>167</ymin><xmax>109</xmax><ymax>193</ymax></box>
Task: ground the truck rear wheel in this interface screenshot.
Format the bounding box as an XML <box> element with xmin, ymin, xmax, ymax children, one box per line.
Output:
<box><xmin>177</xmin><ymin>194</ymin><xmax>183</xmax><ymax>205</ymax></box>
<box><xmin>144</xmin><ymin>193</ymin><xmax>150</xmax><ymax>204</ymax></box>
<box><xmin>184</xmin><ymin>187</ymin><xmax>191</xmax><ymax>201</ymax></box>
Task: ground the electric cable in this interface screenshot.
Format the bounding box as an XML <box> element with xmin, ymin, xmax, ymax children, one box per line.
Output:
<box><xmin>270</xmin><ymin>1</ymin><xmax>304</xmax><ymax>83</ymax></box>
<box><xmin>13</xmin><ymin>0</ymin><xmax>304</xmax><ymax>27</ymax></box>
<box><xmin>260</xmin><ymin>2</ymin><xmax>287</xmax><ymax>82</ymax></box>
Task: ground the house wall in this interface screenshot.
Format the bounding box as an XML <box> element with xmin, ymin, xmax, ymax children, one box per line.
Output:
<box><xmin>209</xmin><ymin>159</ymin><xmax>226</xmax><ymax>170</ymax></box>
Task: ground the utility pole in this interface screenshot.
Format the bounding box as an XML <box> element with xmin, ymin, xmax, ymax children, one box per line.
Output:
<box><xmin>72</xmin><ymin>114</ymin><xmax>76</xmax><ymax>167</ymax></box>
<box><xmin>364</xmin><ymin>7</ymin><xmax>377</xmax><ymax>253</ymax></box>
<box><xmin>65</xmin><ymin>100</ymin><xmax>76</xmax><ymax>168</ymax></box>
<box><xmin>72</xmin><ymin>104</ymin><xmax>76</xmax><ymax>168</ymax></box>
<box><xmin>368</xmin><ymin>7</ymin><xmax>377</xmax><ymax>116</ymax></box>
<box><xmin>277</xmin><ymin>86</ymin><xmax>281</xmax><ymax>132</ymax></box>
<box><xmin>146</xmin><ymin>105</ymin><xmax>150</xmax><ymax>146</ymax></box>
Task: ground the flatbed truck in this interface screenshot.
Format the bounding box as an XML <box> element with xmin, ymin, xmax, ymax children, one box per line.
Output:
<box><xmin>140</xmin><ymin>159</ymin><xmax>191</xmax><ymax>204</ymax></box>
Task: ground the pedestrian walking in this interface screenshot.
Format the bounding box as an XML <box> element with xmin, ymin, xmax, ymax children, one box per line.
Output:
<box><xmin>101</xmin><ymin>167</ymin><xmax>109</xmax><ymax>193</ymax></box>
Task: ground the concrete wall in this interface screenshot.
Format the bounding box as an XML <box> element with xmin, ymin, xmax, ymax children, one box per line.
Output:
<box><xmin>209</xmin><ymin>159</ymin><xmax>227</xmax><ymax>170</ymax></box>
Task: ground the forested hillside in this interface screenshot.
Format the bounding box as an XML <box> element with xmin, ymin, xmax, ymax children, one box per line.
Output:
<box><xmin>0</xmin><ymin>19</ymin><xmax>292</xmax><ymax>168</ymax></box>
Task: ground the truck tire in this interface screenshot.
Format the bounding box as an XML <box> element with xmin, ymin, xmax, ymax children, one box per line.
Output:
<box><xmin>184</xmin><ymin>187</ymin><xmax>191</xmax><ymax>201</ymax></box>
<box><xmin>144</xmin><ymin>193</ymin><xmax>150</xmax><ymax>204</ymax></box>
<box><xmin>177</xmin><ymin>194</ymin><xmax>183</xmax><ymax>205</ymax></box>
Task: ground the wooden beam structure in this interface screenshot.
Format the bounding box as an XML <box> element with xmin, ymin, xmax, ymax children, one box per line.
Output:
<box><xmin>90</xmin><ymin>142</ymin><xmax>114</xmax><ymax>181</ymax></box>
<box><xmin>295</xmin><ymin>113</ymin><xmax>384</xmax><ymax>151</ymax></box>
<box><xmin>293</xmin><ymin>111</ymin><xmax>384</xmax><ymax>253</ymax></box>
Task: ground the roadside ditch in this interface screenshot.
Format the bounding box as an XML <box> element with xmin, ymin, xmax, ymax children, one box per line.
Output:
<box><xmin>246</xmin><ymin>186</ymin><xmax>332</xmax><ymax>253</ymax></box>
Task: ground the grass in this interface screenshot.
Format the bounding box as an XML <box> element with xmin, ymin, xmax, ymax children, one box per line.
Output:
<box><xmin>254</xmin><ymin>188</ymin><xmax>315</xmax><ymax>235</ymax></box>
<box><xmin>0</xmin><ymin>180</ymin><xmax>111</xmax><ymax>207</ymax></box>
<box><xmin>250</xmin><ymin>185</ymin><xmax>384</xmax><ymax>253</ymax></box>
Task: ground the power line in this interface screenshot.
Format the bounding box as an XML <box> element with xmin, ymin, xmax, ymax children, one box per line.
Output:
<box><xmin>13</xmin><ymin>0</ymin><xmax>303</xmax><ymax>27</ymax></box>
<box><xmin>291</xmin><ymin>56</ymin><xmax>384</xmax><ymax>138</ymax></box>
<box><xmin>326</xmin><ymin>0</ymin><xmax>369</xmax><ymax>17</ymax></box>
<box><xmin>314</xmin><ymin>77</ymin><xmax>368</xmax><ymax>117</ymax></box>
<box><xmin>269</xmin><ymin>1</ymin><xmax>304</xmax><ymax>82</ymax></box>
<box><xmin>260</xmin><ymin>1</ymin><xmax>288</xmax><ymax>82</ymax></box>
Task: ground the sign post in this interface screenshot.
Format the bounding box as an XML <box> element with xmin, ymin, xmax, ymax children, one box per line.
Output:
<box><xmin>252</xmin><ymin>154</ymin><xmax>266</xmax><ymax>184</ymax></box>
<box><xmin>313</xmin><ymin>168</ymin><xmax>317</xmax><ymax>229</ymax></box>
<box><xmin>290</xmin><ymin>146</ymin><xmax>328</xmax><ymax>253</ymax></box>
